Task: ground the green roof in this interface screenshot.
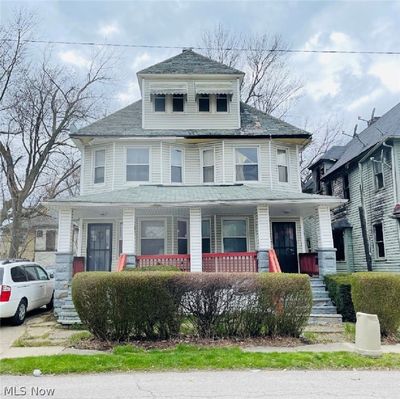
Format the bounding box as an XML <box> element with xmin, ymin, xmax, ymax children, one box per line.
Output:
<box><xmin>48</xmin><ymin>185</ymin><xmax>342</xmax><ymax>206</ymax></box>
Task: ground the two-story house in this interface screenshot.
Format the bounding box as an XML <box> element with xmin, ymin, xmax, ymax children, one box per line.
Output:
<box><xmin>305</xmin><ymin>102</ymin><xmax>400</xmax><ymax>273</ymax></box>
<box><xmin>47</xmin><ymin>49</ymin><xmax>344</xmax><ymax>314</ymax></box>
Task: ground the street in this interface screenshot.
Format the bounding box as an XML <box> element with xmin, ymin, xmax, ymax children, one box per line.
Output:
<box><xmin>2</xmin><ymin>370</ymin><xmax>400</xmax><ymax>399</ymax></box>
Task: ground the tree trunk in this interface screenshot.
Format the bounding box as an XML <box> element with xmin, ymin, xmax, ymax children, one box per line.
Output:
<box><xmin>8</xmin><ymin>197</ymin><xmax>24</xmax><ymax>259</ymax></box>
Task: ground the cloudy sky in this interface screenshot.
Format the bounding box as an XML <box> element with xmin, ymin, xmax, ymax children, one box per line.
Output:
<box><xmin>2</xmin><ymin>0</ymin><xmax>400</xmax><ymax>135</ymax></box>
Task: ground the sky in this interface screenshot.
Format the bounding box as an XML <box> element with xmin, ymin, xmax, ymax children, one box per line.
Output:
<box><xmin>1</xmin><ymin>0</ymin><xmax>400</xmax><ymax>136</ymax></box>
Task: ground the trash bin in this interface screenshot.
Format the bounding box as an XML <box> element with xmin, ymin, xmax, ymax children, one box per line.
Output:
<box><xmin>355</xmin><ymin>312</ymin><xmax>382</xmax><ymax>357</ymax></box>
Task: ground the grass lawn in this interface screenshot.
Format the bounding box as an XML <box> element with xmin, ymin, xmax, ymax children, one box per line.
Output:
<box><xmin>1</xmin><ymin>345</ymin><xmax>400</xmax><ymax>375</ymax></box>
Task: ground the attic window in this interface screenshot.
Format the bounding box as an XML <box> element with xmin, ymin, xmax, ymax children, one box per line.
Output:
<box><xmin>216</xmin><ymin>94</ymin><xmax>228</xmax><ymax>112</ymax></box>
<box><xmin>173</xmin><ymin>94</ymin><xmax>184</xmax><ymax>112</ymax></box>
<box><xmin>198</xmin><ymin>95</ymin><xmax>210</xmax><ymax>112</ymax></box>
<box><xmin>154</xmin><ymin>95</ymin><xmax>165</xmax><ymax>112</ymax></box>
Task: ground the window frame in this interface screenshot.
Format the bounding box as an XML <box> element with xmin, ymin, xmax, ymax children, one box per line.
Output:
<box><xmin>177</xmin><ymin>218</ymin><xmax>189</xmax><ymax>255</ymax></box>
<box><xmin>154</xmin><ymin>94</ymin><xmax>166</xmax><ymax>112</ymax></box>
<box><xmin>373</xmin><ymin>222</ymin><xmax>386</xmax><ymax>260</ymax></box>
<box><xmin>93</xmin><ymin>148</ymin><xmax>106</xmax><ymax>185</ymax></box>
<box><xmin>221</xmin><ymin>217</ymin><xmax>249</xmax><ymax>253</ymax></box>
<box><xmin>172</xmin><ymin>94</ymin><xmax>185</xmax><ymax>113</ymax></box>
<box><xmin>170</xmin><ymin>147</ymin><xmax>184</xmax><ymax>184</ymax></box>
<box><xmin>125</xmin><ymin>146</ymin><xmax>151</xmax><ymax>183</ymax></box>
<box><xmin>200</xmin><ymin>147</ymin><xmax>215</xmax><ymax>184</ymax></box>
<box><xmin>373</xmin><ymin>157</ymin><xmax>385</xmax><ymax>191</ymax></box>
<box><xmin>343</xmin><ymin>174</ymin><xmax>350</xmax><ymax>200</ymax></box>
<box><xmin>276</xmin><ymin>147</ymin><xmax>289</xmax><ymax>183</ymax></box>
<box><xmin>139</xmin><ymin>218</ymin><xmax>166</xmax><ymax>256</ymax></box>
<box><xmin>198</xmin><ymin>95</ymin><xmax>210</xmax><ymax>113</ymax></box>
<box><xmin>333</xmin><ymin>229</ymin><xmax>346</xmax><ymax>262</ymax></box>
<box><xmin>234</xmin><ymin>146</ymin><xmax>260</xmax><ymax>183</ymax></box>
<box><xmin>216</xmin><ymin>94</ymin><xmax>229</xmax><ymax>113</ymax></box>
<box><xmin>45</xmin><ymin>230</ymin><xmax>56</xmax><ymax>252</ymax></box>
<box><xmin>202</xmin><ymin>218</ymin><xmax>212</xmax><ymax>253</ymax></box>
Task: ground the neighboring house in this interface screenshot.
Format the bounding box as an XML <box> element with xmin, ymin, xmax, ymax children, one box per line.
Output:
<box><xmin>0</xmin><ymin>212</ymin><xmax>59</xmax><ymax>267</ymax></box>
<box><xmin>305</xmin><ymin>103</ymin><xmax>400</xmax><ymax>272</ymax></box>
<box><xmin>46</xmin><ymin>49</ymin><xmax>343</xmax><ymax>314</ymax></box>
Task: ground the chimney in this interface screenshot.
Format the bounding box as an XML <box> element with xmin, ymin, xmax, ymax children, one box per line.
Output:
<box><xmin>182</xmin><ymin>47</ymin><xmax>193</xmax><ymax>53</ymax></box>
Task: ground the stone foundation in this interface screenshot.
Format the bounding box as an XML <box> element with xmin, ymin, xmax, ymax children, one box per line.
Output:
<box><xmin>257</xmin><ymin>250</ymin><xmax>269</xmax><ymax>272</ymax></box>
<box><xmin>54</xmin><ymin>252</ymin><xmax>73</xmax><ymax>316</ymax></box>
<box><xmin>318</xmin><ymin>248</ymin><xmax>337</xmax><ymax>276</ymax></box>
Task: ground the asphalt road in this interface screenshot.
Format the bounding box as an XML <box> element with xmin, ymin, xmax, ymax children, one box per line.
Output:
<box><xmin>2</xmin><ymin>370</ymin><xmax>400</xmax><ymax>399</ymax></box>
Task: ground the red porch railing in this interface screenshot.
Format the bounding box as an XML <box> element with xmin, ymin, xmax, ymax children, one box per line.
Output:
<box><xmin>136</xmin><ymin>254</ymin><xmax>191</xmax><ymax>272</ymax></box>
<box><xmin>202</xmin><ymin>252</ymin><xmax>258</xmax><ymax>273</ymax></box>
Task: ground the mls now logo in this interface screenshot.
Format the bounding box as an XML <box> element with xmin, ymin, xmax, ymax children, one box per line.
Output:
<box><xmin>3</xmin><ymin>386</ymin><xmax>56</xmax><ymax>396</ymax></box>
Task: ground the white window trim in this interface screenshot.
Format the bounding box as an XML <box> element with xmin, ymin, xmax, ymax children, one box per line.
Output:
<box><xmin>200</xmin><ymin>147</ymin><xmax>216</xmax><ymax>184</ymax></box>
<box><xmin>276</xmin><ymin>146</ymin><xmax>290</xmax><ymax>184</ymax></box>
<box><xmin>92</xmin><ymin>148</ymin><xmax>106</xmax><ymax>186</ymax></box>
<box><xmin>216</xmin><ymin>94</ymin><xmax>230</xmax><ymax>113</ymax></box>
<box><xmin>170</xmin><ymin>146</ymin><xmax>185</xmax><ymax>184</ymax></box>
<box><xmin>234</xmin><ymin>145</ymin><xmax>260</xmax><ymax>183</ymax></box>
<box><xmin>138</xmin><ymin>218</ymin><xmax>167</xmax><ymax>256</ymax></box>
<box><xmin>373</xmin><ymin>222</ymin><xmax>386</xmax><ymax>260</ymax></box>
<box><xmin>177</xmin><ymin>218</ymin><xmax>189</xmax><ymax>254</ymax></box>
<box><xmin>125</xmin><ymin>146</ymin><xmax>152</xmax><ymax>184</ymax></box>
<box><xmin>221</xmin><ymin>217</ymin><xmax>249</xmax><ymax>253</ymax></box>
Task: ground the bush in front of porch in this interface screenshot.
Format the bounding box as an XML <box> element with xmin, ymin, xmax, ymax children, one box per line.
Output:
<box><xmin>72</xmin><ymin>272</ymin><xmax>312</xmax><ymax>341</ymax></box>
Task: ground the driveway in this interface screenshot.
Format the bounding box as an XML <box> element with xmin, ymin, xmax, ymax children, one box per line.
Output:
<box><xmin>3</xmin><ymin>371</ymin><xmax>400</xmax><ymax>399</ymax></box>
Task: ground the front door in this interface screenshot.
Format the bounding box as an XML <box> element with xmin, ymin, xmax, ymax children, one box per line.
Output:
<box><xmin>87</xmin><ymin>224</ymin><xmax>112</xmax><ymax>271</ymax></box>
<box><xmin>272</xmin><ymin>222</ymin><xmax>298</xmax><ymax>273</ymax></box>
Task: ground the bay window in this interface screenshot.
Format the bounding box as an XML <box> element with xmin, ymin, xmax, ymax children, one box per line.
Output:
<box><xmin>277</xmin><ymin>149</ymin><xmax>289</xmax><ymax>183</ymax></box>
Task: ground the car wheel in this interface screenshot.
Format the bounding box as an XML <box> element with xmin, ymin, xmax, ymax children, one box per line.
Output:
<box><xmin>11</xmin><ymin>299</ymin><xmax>27</xmax><ymax>325</ymax></box>
<box><xmin>46</xmin><ymin>294</ymin><xmax>54</xmax><ymax>311</ymax></box>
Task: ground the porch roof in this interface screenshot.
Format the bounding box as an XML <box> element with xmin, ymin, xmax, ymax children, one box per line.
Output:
<box><xmin>46</xmin><ymin>184</ymin><xmax>345</xmax><ymax>208</ymax></box>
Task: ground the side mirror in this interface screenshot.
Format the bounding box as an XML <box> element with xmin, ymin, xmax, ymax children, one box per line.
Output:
<box><xmin>49</xmin><ymin>272</ymin><xmax>54</xmax><ymax>279</ymax></box>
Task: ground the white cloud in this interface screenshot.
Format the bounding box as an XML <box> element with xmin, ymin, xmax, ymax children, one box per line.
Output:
<box><xmin>306</xmin><ymin>76</ymin><xmax>340</xmax><ymax>101</ymax></box>
<box><xmin>98</xmin><ymin>22</ymin><xmax>120</xmax><ymax>37</ymax></box>
<box><xmin>368</xmin><ymin>59</ymin><xmax>400</xmax><ymax>93</ymax></box>
<box><xmin>131</xmin><ymin>52</ymin><xmax>151</xmax><ymax>70</ymax></box>
<box><xmin>58</xmin><ymin>50</ymin><xmax>90</xmax><ymax>68</ymax></box>
<box><xmin>116</xmin><ymin>80</ymin><xmax>141</xmax><ymax>105</ymax></box>
<box><xmin>347</xmin><ymin>88</ymin><xmax>384</xmax><ymax>111</ymax></box>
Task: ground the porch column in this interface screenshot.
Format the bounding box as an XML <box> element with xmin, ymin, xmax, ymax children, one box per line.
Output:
<box><xmin>257</xmin><ymin>205</ymin><xmax>271</xmax><ymax>272</ymax></box>
<box><xmin>55</xmin><ymin>207</ymin><xmax>73</xmax><ymax>316</ymax></box>
<box><xmin>317</xmin><ymin>205</ymin><xmax>336</xmax><ymax>276</ymax></box>
<box><xmin>122</xmin><ymin>208</ymin><xmax>136</xmax><ymax>269</ymax></box>
<box><xmin>189</xmin><ymin>207</ymin><xmax>202</xmax><ymax>272</ymax></box>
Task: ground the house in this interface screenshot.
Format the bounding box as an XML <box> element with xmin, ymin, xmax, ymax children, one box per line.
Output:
<box><xmin>46</xmin><ymin>49</ymin><xmax>344</xmax><ymax>314</ymax></box>
<box><xmin>305</xmin><ymin>102</ymin><xmax>400</xmax><ymax>272</ymax></box>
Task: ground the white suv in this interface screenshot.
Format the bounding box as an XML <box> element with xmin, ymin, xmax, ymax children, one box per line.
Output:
<box><xmin>0</xmin><ymin>260</ymin><xmax>55</xmax><ymax>325</ymax></box>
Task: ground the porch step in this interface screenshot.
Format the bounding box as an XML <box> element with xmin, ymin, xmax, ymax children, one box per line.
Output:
<box><xmin>57</xmin><ymin>287</ymin><xmax>81</xmax><ymax>325</ymax></box>
<box><xmin>312</xmin><ymin>298</ymin><xmax>333</xmax><ymax>307</ymax></box>
<box><xmin>311</xmin><ymin>305</ymin><xmax>338</xmax><ymax>314</ymax></box>
<box><xmin>308</xmin><ymin>314</ymin><xmax>343</xmax><ymax>325</ymax></box>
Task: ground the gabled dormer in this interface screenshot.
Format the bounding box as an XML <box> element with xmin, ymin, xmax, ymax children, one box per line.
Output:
<box><xmin>136</xmin><ymin>49</ymin><xmax>245</xmax><ymax>130</ymax></box>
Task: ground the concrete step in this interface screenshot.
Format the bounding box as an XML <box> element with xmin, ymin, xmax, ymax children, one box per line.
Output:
<box><xmin>304</xmin><ymin>324</ymin><xmax>344</xmax><ymax>334</ymax></box>
<box><xmin>312</xmin><ymin>298</ymin><xmax>333</xmax><ymax>307</ymax></box>
<box><xmin>58</xmin><ymin>318</ymin><xmax>81</xmax><ymax>325</ymax></box>
<box><xmin>308</xmin><ymin>314</ymin><xmax>343</xmax><ymax>325</ymax></box>
<box><xmin>61</xmin><ymin>304</ymin><xmax>76</xmax><ymax>310</ymax></box>
<box><xmin>312</xmin><ymin>305</ymin><xmax>338</xmax><ymax>315</ymax></box>
<box><xmin>60</xmin><ymin>311</ymin><xmax>79</xmax><ymax>318</ymax></box>
<box><xmin>312</xmin><ymin>291</ymin><xmax>330</xmax><ymax>299</ymax></box>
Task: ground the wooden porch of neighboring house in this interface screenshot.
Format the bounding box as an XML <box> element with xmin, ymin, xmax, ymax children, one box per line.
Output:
<box><xmin>55</xmin><ymin>202</ymin><xmax>335</xmax><ymax>276</ymax></box>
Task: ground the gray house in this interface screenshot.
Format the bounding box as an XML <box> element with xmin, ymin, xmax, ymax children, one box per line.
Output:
<box><xmin>305</xmin><ymin>102</ymin><xmax>400</xmax><ymax>272</ymax></box>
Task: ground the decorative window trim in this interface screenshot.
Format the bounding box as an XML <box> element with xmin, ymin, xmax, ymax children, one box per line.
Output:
<box><xmin>138</xmin><ymin>218</ymin><xmax>167</xmax><ymax>256</ymax></box>
<box><xmin>125</xmin><ymin>146</ymin><xmax>152</xmax><ymax>184</ymax></box>
<box><xmin>276</xmin><ymin>147</ymin><xmax>290</xmax><ymax>184</ymax></box>
<box><xmin>170</xmin><ymin>147</ymin><xmax>185</xmax><ymax>184</ymax></box>
<box><xmin>200</xmin><ymin>147</ymin><xmax>215</xmax><ymax>184</ymax></box>
<box><xmin>93</xmin><ymin>148</ymin><xmax>106</xmax><ymax>185</ymax></box>
<box><xmin>234</xmin><ymin>145</ymin><xmax>260</xmax><ymax>183</ymax></box>
<box><xmin>221</xmin><ymin>217</ymin><xmax>249</xmax><ymax>253</ymax></box>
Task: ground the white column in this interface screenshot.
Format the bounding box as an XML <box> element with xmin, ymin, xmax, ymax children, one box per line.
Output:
<box><xmin>189</xmin><ymin>207</ymin><xmax>202</xmax><ymax>272</ymax></box>
<box><xmin>57</xmin><ymin>208</ymin><xmax>73</xmax><ymax>253</ymax></box>
<box><xmin>122</xmin><ymin>208</ymin><xmax>136</xmax><ymax>255</ymax></box>
<box><xmin>317</xmin><ymin>205</ymin><xmax>334</xmax><ymax>248</ymax></box>
<box><xmin>257</xmin><ymin>205</ymin><xmax>271</xmax><ymax>250</ymax></box>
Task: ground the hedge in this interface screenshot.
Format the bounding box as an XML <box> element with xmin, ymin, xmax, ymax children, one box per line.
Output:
<box><xmin>72</xmin><ymin>272</ymin><xmax>312</xmax><ymax>341</ymax></box>
<box><xmin>352</xmin><ymin>273</ymin><xmax>400</xmax><ymax>336</ymax></box>
<box><xmin>324</xmin><ymin>274</ymin><xmax>356</xmax><ymax>322</ymax></box>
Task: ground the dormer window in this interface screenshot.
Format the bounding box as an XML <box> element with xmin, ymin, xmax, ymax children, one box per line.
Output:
<box><xmin>154</xmin><ymin>95</ymin><xmax>165</xmax><ymax>112</ymax></box>
<box><xmin>173</xmin><ymin>94</ymin><xmax>184</xmax><ymax>112</ymax></box>
<box><xmin>198</xmin><ymin>95</ymin><xmax>210</xmax><ymax>112</ymax></box>
<box><xmin>216</xmin><ymin>94</ymin><xmax>228</xmax><ymax>112</ymax></box>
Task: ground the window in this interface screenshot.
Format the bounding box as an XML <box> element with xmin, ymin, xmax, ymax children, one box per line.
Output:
<box><xmin>35</xmin><ymin>266</ymin><xmax>49</xmax><ymax>281</ymax></box>
<box><xmin>223</xmin><ymin>219</ymin><xmax>247</xmax><ymax>252</ymax></box>
<box><xmin>11</xmin><ymin>266</ymin><xmax>27</xmax><ymax>283</ymax></box>
<box><xmin>333</xmin><ymin>230</ymin><xmax>345</xmax><ymax>261</ymax></box>
<box><xmin>343</xmin><ymin>174</ymin><xmax>350</xmax><ymax>200</ymax></box>
<box><xmin>24</xmin><ymin>266</ymin><xmax>38</xmax><ymax>281</ymax></box>
<box><xmin>177</xmin><ymin>220</ymin><xmax>188</xmax><ymax>254</ymax></box>
<box><xmin>326</xmin><ymin>181</ymin><xmax>333</xmax><ymax>196</ymax></box>
<box><xmin>216</xmin><ymin>94</ymin><xmax>228</xmax><ymax>112</ymax></box>
<box><xmin>277</xmin><ymin>149</ymin><xmax>289</xmax><ymax>183</ymax></box>
<box><xmin>202</xmin><ymin>219</ymin><xmax>211</xmax><ymax>253</ymax></box>
<box><xmin>172</xmin><ymin>94</ymin><xmax>184</xmax><ymax>112</ymax></box>
<box><xmin>141</xmin><ymin>220</ymin><xmax>165</xmax><ymax>255</ymax></box>
<box><xmin>198</xmin><ymin>95</ymin><xmax>210</xmax><ymax>112</ymax></box>
<box><xmin>202</xmin><ymin>149</ymin><xmax>214</xmax><ymax>183</ymax></box>
<box><xmin>45</xmin><ymin>230</ymin><xmax>56</xmax><ymax>251</ymax></box>
<box><xmin>373</xmin><ymin>158</ymin><xmax>384</xmax><ymax>190</ymax></box>
<box><xmin>154</xmin><ymin>95</ymin><xmax>166</xmax><ymax>112</ymax></box>
<box><xmin>36</xmin><ymin>230</ymin><xmax>43</xmax><ymax>238</ymax></box>
<box><xmin>171</xmin><ymin>148</ymin><xmax>183</xmax><ymax>183</ymax></box>
<box><xmin>126</xmin><ymin>148</ymin><xmax>150</xmax><ymax>182</ymax></box>
<box><xmin>235</xmin><ymin>147</ymin><xmax>258</xmax><ymax>181</ymax></box>
<box><xmin>94</xmin><ymin>149</ymin><xmax>105</xmax><ymax>184</ymax></box>
<box><xmin>119</xmin><ymin>222</ymin><xmax>123</xmax><ymax>255</ymax></box>
<box><xmin>374</xmin><ymin>223</ymin><xmax>385</xmax><ymax>258</ymax></box>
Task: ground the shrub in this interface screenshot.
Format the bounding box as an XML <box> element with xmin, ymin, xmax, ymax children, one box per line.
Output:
<box><xmin>324</xmin><ymin>274</ymin><xmax>356</xmax><ymax>322</ymax></box>
<box><xmin>131</xmin><ymin>265</ymin><xmax>182</xmax><ymax>272</ymax></box>
<box><xmin>352</xmin><ymin>272</ymin><xmax>400</xmax><ymax>336</ymax></box>
<box><xmin>72</xmin><ymin>272</ymin><xmax>313</xmax><ymax>341</ymax></box>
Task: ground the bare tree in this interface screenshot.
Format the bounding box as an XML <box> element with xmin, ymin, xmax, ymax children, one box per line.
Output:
<box><xmin>200</xmin><ymin>25</ymin><xmax>302</xmax><ymax>118</ymax></box>
<box><xmin>0</xmin><ymin>12</ymin><xmax>111</xmax><ymax>258</ymax></box>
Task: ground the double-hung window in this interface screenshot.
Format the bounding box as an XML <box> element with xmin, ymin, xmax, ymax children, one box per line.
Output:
<box><xmin>171</xmin><ymin>148</ymin><xmax>183</xmax><ymax>183</ymax></box>
<box><xmin>373</xmin><ymin>156</ymin><xmax>384</xmax><ymax>190</ymax></box>
<box><xmin>374</xmin><ymin>223</ymin><xmax>385</xmax><ymax>259</ymax></box>
<box><xmin>223</xmin><ymin>219</ymin><xmax>247</xmax><ymax>253</ymax></box>
<box><xmin>126</xmin><ymin>148</ymin><xmax>150</xmax><ymax>182</ymax></box>
<box><xmin>202</xmin><ymin>219</ymin><xmax>211</xmax><ymax>253</ymax></box>
<box><xmin>154</xmin><ymin>95</ymin><xmax>166</xmax><ymax>112</ymax></box>
<box><xmin>216</xmin><ymin>94</ymin><xmax>228</xmax><ymax>112</ymax></box>
<box><xmin>235</xmin><ymin>147</ymin><xmax>258</xmax><ymax>181</ymax></box>
<box><xmin>177</xmin><ymin>220</ymin><xmax>188</xmax><ymax>254</ymax></box>
<box><xmin>173</xmin><ymin>94</ymin><xmax>184</xmax><ymax>112</ymax></box>
<box><xmin>343</xmin><ymin>174</ymin><xmax>350</xmax><ymax>200</ymax></box>
<box><xmin>198</xmin><ymin>95</ymin><xmax>210</xmax><ymax>112</ymax></box>
<box><xmin>277</xmin><ymin>149</ymin><xmax>289</xmax><ymax>183</ymax></box>
<box><xmin>141</xmin><ymin>220</ymin><xmax>165</xmax><ymax>255</ymax></box>
<box><xmin>202</xmin><ymin>149</ymin><xmax>214</xmax><ymax>183</ymax></box>
<box><xmin>94</xmin><ymin>149</ymin><xmax>105</xmax><ymax>184</ymax></box>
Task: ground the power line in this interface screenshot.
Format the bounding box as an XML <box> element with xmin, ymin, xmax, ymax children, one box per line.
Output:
<box><xmin>5</xmin><ymin>38</ymin><xmax>400</xmax><ymax>55</ymax></box>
